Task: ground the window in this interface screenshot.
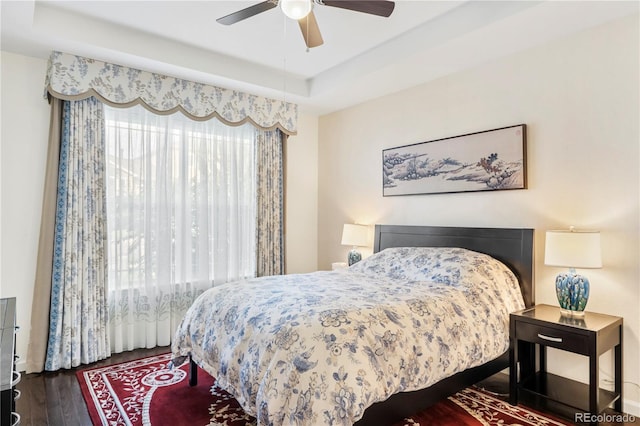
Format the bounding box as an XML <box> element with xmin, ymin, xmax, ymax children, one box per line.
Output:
<box><xmin>104</xmin><ymin>104</ymin><xmax>257</xmax><ymax>350</ymax></box>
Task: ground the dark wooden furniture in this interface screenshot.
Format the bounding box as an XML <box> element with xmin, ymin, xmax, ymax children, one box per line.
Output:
<box><xmin>1</xmin><ymin>297</ymin><xmax>20</xmax><ymax>426</ymax></box>
<box><xmin>187</xmin><ymin>225</ymin><xmax>535</xmax><ymax>425</ymax></box>
<box><xmin>509</xmin><ymin>304</ymin><xmax>623</xmax><ymax>422</ymax></box>
<box><xmin>372</xmin><ymin>225</ymin><xmax>535</xmax><ymax>307</ymax></box>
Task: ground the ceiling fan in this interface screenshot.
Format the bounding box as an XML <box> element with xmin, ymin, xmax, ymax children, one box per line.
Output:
<box><xmin>217</xmin><ymin>0</ymin><xmax>395</xmax><ymax>49</ymax></box>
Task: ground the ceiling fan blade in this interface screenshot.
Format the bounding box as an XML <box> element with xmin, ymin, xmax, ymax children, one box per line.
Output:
<box><xmin>217</xmin><ymin>1</ymin><xmax>278</xmax><ymax>25</ymax></box>
<box><xmin>298</xmin><ymin>11</ymin><xmax>324</xmax><ymax>48</ymax></box>
<box><xmin>321</xmin><ymin>1</ymin><xmax>395</xmax><ymax>17</ymax></box>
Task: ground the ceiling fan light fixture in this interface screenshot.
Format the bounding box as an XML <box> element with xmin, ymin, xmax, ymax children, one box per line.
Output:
<box><xmin>280</xmin><ymin>0</ymin><xmax>312</xmax><ymax>20</ymax></box>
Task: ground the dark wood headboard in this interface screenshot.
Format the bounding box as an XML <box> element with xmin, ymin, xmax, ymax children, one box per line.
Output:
<box><xmin>374</xmin><ymin>225</ymin><xmax>535</xmax><ymax>308</ymax></box>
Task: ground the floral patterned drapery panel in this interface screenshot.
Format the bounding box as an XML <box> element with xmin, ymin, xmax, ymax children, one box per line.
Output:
<box><xmin>256</xmin><ymin>129</ymin><xmax>284</xmax><ymax>277</ymax></box>
<box><xmin>44</xmin><ymin>51</ymin><xmax>298</xmax><ymax>135</ymax></box>
<box><xmin>45</xmin><ymin>97</ymin><xmax>111</xmax><ymax>370</ymax></box>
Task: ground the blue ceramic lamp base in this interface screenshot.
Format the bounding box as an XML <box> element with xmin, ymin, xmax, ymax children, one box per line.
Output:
<box><xmin>347</xmin><ymin>248</ymin><xmax>362</xmax><ymax>266</ymax></box>
<box><xmin>555</xmin><ymin>268</ymin><xmax>590</xmax><ymax>317</ymax></box>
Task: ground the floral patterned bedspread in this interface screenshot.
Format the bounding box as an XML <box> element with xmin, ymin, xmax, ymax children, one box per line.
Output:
<box><xmin>171</xmin><ymin>247</ymin><xmax>525</xmax><ymax>425</ymax></box>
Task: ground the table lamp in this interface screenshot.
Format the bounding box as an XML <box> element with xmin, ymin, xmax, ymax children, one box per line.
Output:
<box><xmin>544</xmin><ymin>227</ymin><xmax>602</xmax><ymax>317</ymax></box>
<box><xmin>341</xmin><ymin>224</ymin><xmax>369</xmax><ymax>266</ymax></box>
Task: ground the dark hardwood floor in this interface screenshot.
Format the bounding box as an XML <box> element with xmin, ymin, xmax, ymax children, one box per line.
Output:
<box><xmin>15</xmin><ymin>348</ymin><xmax>637</xmax><ymax>425</ymax></box>
<box><xmin>475</xmin><ymin>374</ymin><xmax>638</xmax><ymax>425</ymax></box>
<box><xmin>15</xmin><ymin>346</ymin><xmax>170</xmax><ymax>426</ymax></box>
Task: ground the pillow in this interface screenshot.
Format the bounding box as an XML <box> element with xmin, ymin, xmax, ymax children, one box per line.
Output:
<box><xmin>348</xmin><ymin>246</ymin><xmax>509</xmax><ymax>286</ymax></box>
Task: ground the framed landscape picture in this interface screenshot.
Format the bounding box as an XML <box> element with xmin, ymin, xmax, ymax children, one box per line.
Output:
<box><xmin>383</xmin><ymin>124</ymin><xmax>527</xmax><ymax>196</ymax></box>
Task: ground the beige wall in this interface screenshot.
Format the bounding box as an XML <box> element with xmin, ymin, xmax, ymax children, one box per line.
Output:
<box><xmin>1</xmin><ymin>52</ymin><xmax>51</xmax><ymax>371</ymax></box>
<box><xmin>0</xmin><ymin>50</ymin><xmax>319</xmax><ymax>371</ymax></box>
<box><xmin>285</xmin><ymin>112</ymin><xmax>319</xmax><ymax>274</ymax></box>
<box><xmin>318</xmin><ymin>14</ymin><xmax>640</xmax><ymax>414</ymax></box>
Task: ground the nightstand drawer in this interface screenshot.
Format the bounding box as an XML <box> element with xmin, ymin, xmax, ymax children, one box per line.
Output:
<box><xmin>516</xmin><ymin>322</ymin><xmax>589</xmax><ymax>354</ymax></box>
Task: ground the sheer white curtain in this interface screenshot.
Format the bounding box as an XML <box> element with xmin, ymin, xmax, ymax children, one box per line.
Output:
<box><xmin>104</xmin><ymin>104</ymin><xmax>256</xmax><ymax>353</ymax></box>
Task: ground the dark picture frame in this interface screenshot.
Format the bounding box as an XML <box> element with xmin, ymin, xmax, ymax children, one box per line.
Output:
<box><xmin>383</xmin><ymin>124</ymin><xmax>527</xmax><ymax>196</ymax></box>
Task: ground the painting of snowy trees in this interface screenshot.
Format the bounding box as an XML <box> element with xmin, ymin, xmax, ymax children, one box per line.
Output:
<box><xmin>383</xmin><ymin>124</ymin><xmax>526</xmax><ymax>196</ymax></box>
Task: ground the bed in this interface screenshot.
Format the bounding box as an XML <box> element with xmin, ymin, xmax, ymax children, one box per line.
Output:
<box><xmin>171</xmin><ymin>225</ymin><xmax>534</xmax><ymax>425</ymax></box>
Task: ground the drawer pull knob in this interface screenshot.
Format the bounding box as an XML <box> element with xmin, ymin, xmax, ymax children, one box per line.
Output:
<box><xmin>537</xmin><ymin>333</ymin><xmax>563</xmax><ymax>343</ymax></box>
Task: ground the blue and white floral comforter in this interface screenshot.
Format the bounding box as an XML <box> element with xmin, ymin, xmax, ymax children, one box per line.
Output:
<box><xmin>171</xmin><ymin>247</ymin><xmax>525</xmax><ymax>425</ymax></box>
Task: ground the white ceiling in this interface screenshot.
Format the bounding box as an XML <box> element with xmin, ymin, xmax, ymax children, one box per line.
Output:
<box><xmin>1</xmin><ymin>1</ymin><xmax>638</xmax><ymax>114</ymax></box>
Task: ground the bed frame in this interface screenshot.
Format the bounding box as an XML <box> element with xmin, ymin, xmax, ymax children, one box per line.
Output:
<box><xmin>354</xmin><ymin>224</ymin><xmax>534</xmax><ymax>425</ymax></box>
<box><xmin>188</xmin><ymin>224</ymin><xmax>534</xmax><ymax>425</ymax></box>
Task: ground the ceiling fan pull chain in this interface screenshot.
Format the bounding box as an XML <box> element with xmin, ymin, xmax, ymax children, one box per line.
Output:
<box><xmin>304</xmin><ymin>13</ymin><xmax>313</xmax><ymax>53</ymax></box>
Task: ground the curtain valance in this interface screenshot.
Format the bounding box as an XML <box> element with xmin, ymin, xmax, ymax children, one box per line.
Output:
<box><xmin>44</xmin><ymin>51</ymin><xmax>298</xmax><ymax>135</ymax></box>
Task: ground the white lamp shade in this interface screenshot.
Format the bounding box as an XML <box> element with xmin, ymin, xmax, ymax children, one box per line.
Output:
<box><xmin>544</xmin><ymin>229</ymin><xmax>602</xmax><ymax>269</ymax></box>
<box><xmin>341</xmin><ymin>224</ymin><xmax>369</xmax><ymax>247</ymax></box>
<box><xmin>280</xmin><ymin>0</ymin><xmax>312</xmax><ymax>20</ymax></box>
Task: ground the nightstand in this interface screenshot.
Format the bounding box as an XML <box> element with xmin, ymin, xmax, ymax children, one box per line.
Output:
<box><xmin>509</xmin><ymin>304</ymin><xmax>623</xmax><ymax>422</ymax></box>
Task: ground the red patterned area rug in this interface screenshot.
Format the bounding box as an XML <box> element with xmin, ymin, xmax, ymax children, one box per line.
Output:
<box><xmin>77</xmin><ymin>353</ymin><xmax>571</xmax><ymax>426</ymax></box>
<box><xmin>406</xmin><ymin>387</ymin><xmax>571</xmax><ymax>426</ymax></box>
